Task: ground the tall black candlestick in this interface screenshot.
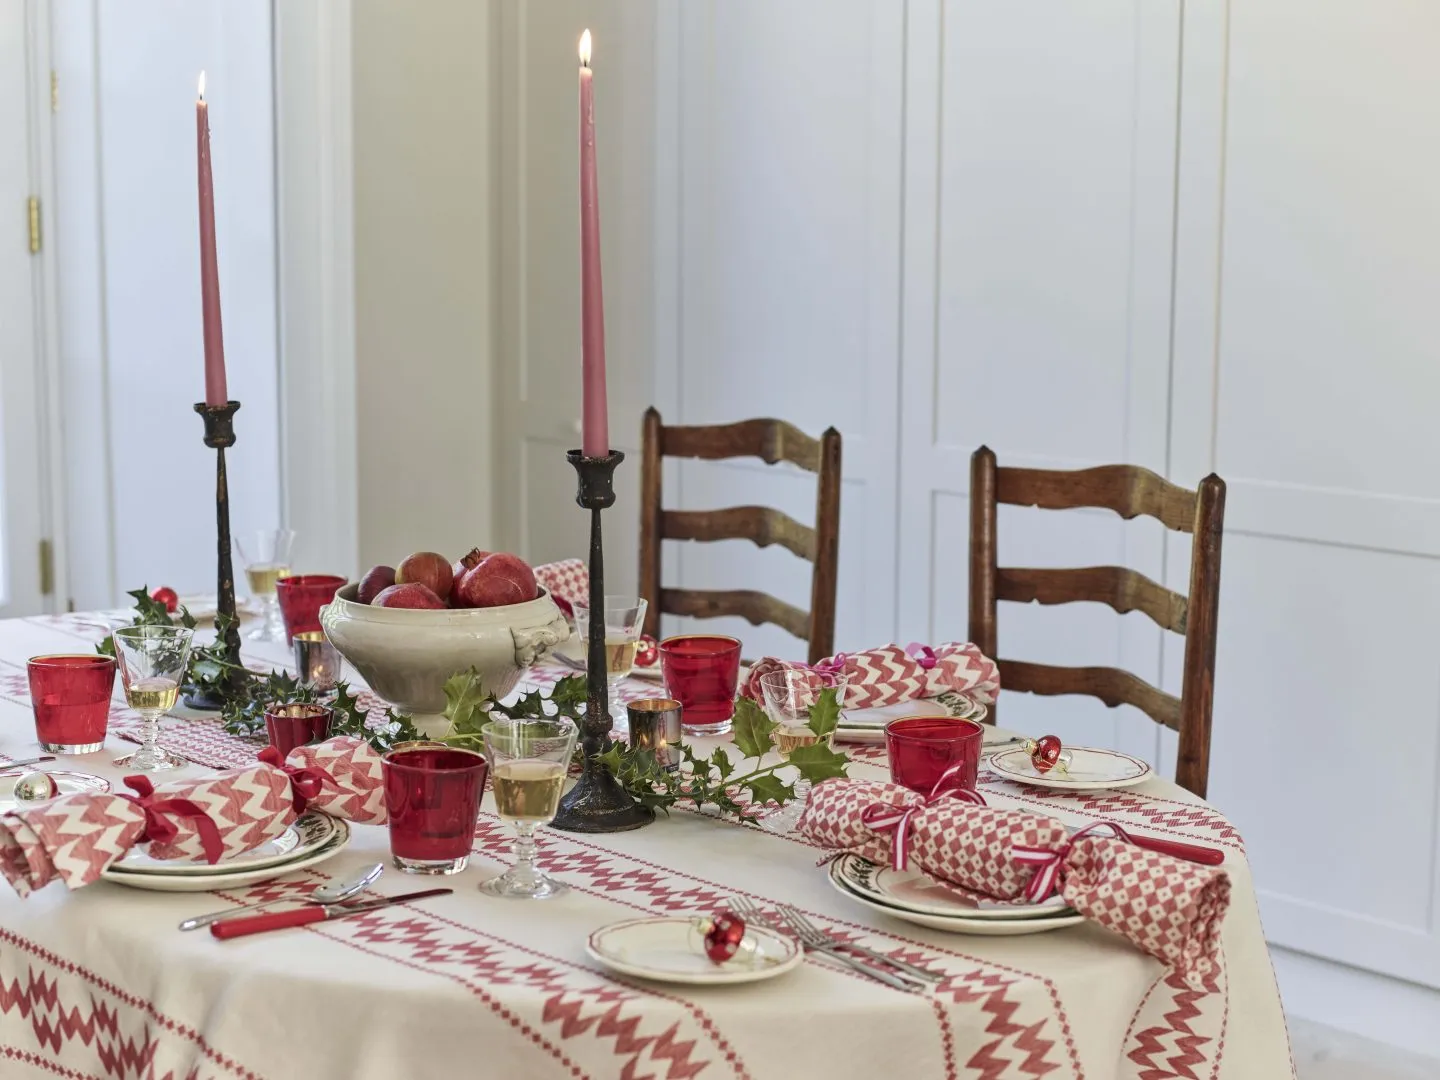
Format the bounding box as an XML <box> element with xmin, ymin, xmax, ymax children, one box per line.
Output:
<box><xmin>184</xmin><ymin>401</ymin><xmax>245</xmax><ymax>710</ymax></box>
<box><xmin>550</xmin><ymin>449</ymin><xmax>654</xmax><ymax>833</ymax></box>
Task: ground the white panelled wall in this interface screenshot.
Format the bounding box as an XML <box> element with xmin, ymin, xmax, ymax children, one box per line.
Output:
<box><xmin>494</xmin><ymin>0</ymin><xmax>1440</xmax><ymax>1050</ymax></box>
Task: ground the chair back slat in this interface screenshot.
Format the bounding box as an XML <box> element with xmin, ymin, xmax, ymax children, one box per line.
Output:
<box><xmin>639</xmin><ymin>409</ymin><xmax>842</xmax><ymax>664</ymax></box>
<box><xmin>662</xmin><ymin>507</ymin><xmax>817</xmax><ymax>561</ymax></box>
<box><xmin>997</xmin><ymin>463</ymin><xmax>1196</xmax><ymax>532</ymax></box>
<box><xmin>998</xmin><ymin>659</ymin><xmax>1182</xmax><ymax>732</ymax></box>
<box><xmin>996</xmin><ymin>566</ymin><xmax>1188</xmax><ymax>634</ymax></box>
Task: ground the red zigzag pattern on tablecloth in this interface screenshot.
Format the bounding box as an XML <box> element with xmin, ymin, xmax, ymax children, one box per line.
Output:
<box><xmin>0</xmin><ymin>930</ymin><xmax>260</xmax><ymax>1080</ymax></box>
<box><xmin>1121</xmin><ymin>965</ymin><xmax>1228</xmax><ymax>1080</ymax></box>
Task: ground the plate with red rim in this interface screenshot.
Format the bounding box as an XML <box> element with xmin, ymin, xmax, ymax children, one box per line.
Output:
<box><xmin>986</xmin><ymin>745</ymin><xmax>1152</xmax><ymax>791</ymax></box>
<box><xmin>585</xmin><ymin>917</ymin><xmax>803</xmax><ymax>985</ymax></box>
<box><xmin>828</xmin><ymin>853</ymin><xmax>1074</xmax><ymax>921</ymax></box>
<box><xmin>0</xmin><ymin>770</ymin><xmax>109</xmax><ymax>810</ymax></box>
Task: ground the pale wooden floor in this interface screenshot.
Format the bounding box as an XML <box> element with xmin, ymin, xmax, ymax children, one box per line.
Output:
<box><xmin>1291</xmin><ymin>1019</ymin><xmax>1440</xmax><ymax>1080</ymax></box>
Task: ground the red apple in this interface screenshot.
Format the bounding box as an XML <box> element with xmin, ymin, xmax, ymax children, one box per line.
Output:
<box><xmin>395</xmin><ymin>551</ymin><xmax>453</xmax><ymax>601</ymax></box>
<box><xmin>357</xmin><ymin>565</ymin><xmax>396</xmax><ymax>605</ymax></box>
<box><xmin>451</xmin><ymin>547</ymin><xmax>491</xmax><ymax>589</ymax></box>
<box><xmin>372</xmin><ymin>583</ymin><xmax>446</xmax><ymax>609</ymax></box>
<box><xmin>150</xmin><ymin>586</ymin><xmax>179</xmax><ymax>614</ymax></box>
<box><xmin>454</xmin><ymin>552</ymin><xmax>537</xmax><ymax>608</ymax></box>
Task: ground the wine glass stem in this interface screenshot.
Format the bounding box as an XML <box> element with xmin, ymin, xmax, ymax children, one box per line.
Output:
<box><xmin>510</xmin><ymin>822</ymin><xmax>539</xmax><ymax>884</ymax></box>
<box><xmin>140</xmin><ymin>709</ymin><xmax>161</xmax><ymax>754</ymax></box>
<box><xmin>263</xmin><ymin>595</ymin><xmax>283</xmax><ymax>637</ymax></box>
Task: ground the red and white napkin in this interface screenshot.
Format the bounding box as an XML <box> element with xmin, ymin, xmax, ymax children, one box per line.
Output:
<box><xmin>798</xmin><ymin>778</ymin><xmax>1230</xmax><ymax>987</ymax></box>
<box><xmin>742</xmin><ymin>641</ymin><xmax>999</xmax><ymax>710</ymax></box>
<box><xmin>533</xmin><ymin>559</ymin><xmax>588</xmax><ymax>619</ymax></box>
<box><xmin>0</xmin><ymin>736</ymin><xmax>389</xmax><ymax>897</ymax></box>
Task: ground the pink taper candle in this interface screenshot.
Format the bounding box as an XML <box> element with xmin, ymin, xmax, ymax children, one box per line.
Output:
<box><xmin>196</xmin><ymin>72</ymin><xmax>228</xmax><ymax>408</ymax></box>
<box><xmin>578</xmin><ymin>30</ymin><xmax>609</xmax><ymax>458</ymax></box>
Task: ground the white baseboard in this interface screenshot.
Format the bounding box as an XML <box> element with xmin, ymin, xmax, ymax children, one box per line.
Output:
<box><xmin>1272</xmin><ymin>945</ymin><xmax>1440</xmax><ymax>1060</ymax></box>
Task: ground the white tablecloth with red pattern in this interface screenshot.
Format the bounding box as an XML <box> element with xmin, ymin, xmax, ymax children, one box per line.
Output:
<box><xmin>0</xmin><ymin>611</ymin><xmax>1293</xmax><ymax>1080</ymax></box>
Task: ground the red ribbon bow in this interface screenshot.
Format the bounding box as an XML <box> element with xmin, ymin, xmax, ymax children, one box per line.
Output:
<box><xmin>118</xmin><ymin>775</ymin><xmax>225</xmax><ymax>866</ymax></box>
<box><xmin>861</xmin><ymin>763</ymin><xmax>988</xmax><ymax>871</ymax></box>
<box><xmin>1011</xmin><ymin>820</ymin><xmax>1141</xmax><ymax>902</ymax></box>
<box><xmin>905</xmin><ymin>642</ymin><xmax>938</xmax><ymax>670</ymax></box>
<box><xmin>810</xmin><ymin>653</ymin><xmax>850</xmax><ymax>677</ymax></box>
<box><xmin>257</xmin><ymin>746</ymin><xmax>340</xmax><ymax>815</ymax></box>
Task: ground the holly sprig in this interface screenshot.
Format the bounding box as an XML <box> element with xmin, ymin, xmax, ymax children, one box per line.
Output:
<box><xmin>99</xmin><ymin>586</ymin><xmax>421</xmax><ymax>753</ymax></box>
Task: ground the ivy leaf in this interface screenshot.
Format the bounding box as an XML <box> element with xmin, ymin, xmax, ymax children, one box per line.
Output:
<box><xmin>731</xmin><ymin>697</ymin><xmax>777</xmax><ymax>759</ymax></box>
<box><xmin>744</xmin><ymin>773</ymin><xmax>794</xmax><ymax>807</ymax></box>
<box><xmin>806</xmin><ymin>687</ymin><xmax>841</xmax><ymax>739</ymax></box>
<box><xmin>787</xmin><ymin>741</ymin><xmax>851</xmax><ymax>784</ymax></box>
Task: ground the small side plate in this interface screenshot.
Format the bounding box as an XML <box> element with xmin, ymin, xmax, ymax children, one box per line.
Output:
<box><xmin>987</xmin><ymin>746</ymin><xmax>1152</xmax><ymax>791</ymax></box>
<box><xmin>586</xmin><ymin>917</ymin><xmax>803</xmax><ymax>985</ymax></box>
<box><xmin>0</xmin><ymin>770</ymin><xmax>109</xmax><ymax>811</ymax></box>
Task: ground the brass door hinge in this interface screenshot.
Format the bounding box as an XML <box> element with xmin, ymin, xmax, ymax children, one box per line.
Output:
<box><xmin>27</xmin><ymin>197</ymin><xmax>40</xmax><ymax>254</ymax></box>
<box><xmin>38</xmin><ymin>539</ymin><xmax>53</xmax><ymax>596</ymax></box>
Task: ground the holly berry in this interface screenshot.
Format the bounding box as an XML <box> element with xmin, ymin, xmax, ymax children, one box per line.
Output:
<box><xmin>635</xmin><ymin>634</ymin><xmax>659</xmax><ymax>669</ymax></box>
<box><xmin>151</xmin><ymin>586</ymin><xmax>178</xmax><ymax>614</ymax></box>
<box><xmin>1031</xmin><ymin>734</ymin><xmax>1064</xmax><ymax>774</ymax></box>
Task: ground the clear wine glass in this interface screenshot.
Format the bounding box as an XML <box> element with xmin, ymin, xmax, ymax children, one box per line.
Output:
<box><xmin>479</xmin><ymin>716</ymin><xmax>578</xmax><ymax>899</ymax></box>
<box><xmin>112</xmin><ymin>624</ymin><xmax>194</xmax><ymax>771</ymax></box>
<box><xmin>572</xmin><ymin>595</ymin><xmax>647</xmax><ymax>732</ymax></box>
<box><xmin>234</xmin><ymin>528</ymin><xmax>295</xmax><ymax>642</ymax></box>
<box><xmin>757</xmin><ymin>668</ymin><xmax>848</xmax><ymax>834</ymax></box>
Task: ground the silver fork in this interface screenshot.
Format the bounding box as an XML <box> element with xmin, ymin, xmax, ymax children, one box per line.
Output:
<box><xmin>776</xmin><ymin>904</ymin><xmax>945</xmax><ymax>983</ymax></box>
<box><xmin>728</xmin><ymin>897</ymin><xmax>926</xmax><ymax>993</ymax></box>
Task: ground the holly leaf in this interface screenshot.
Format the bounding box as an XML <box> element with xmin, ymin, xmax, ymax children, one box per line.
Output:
<box><xmin>709</xmin><ymin>746</ymin><xmax>734</xmax><ymax>782</ymax></box>
<box><xmin>731</xmin><ymin>697</ymin><xmax>777</xmax><ymax>759</ymax></box>
<box><xmin>744</xmin><ymin>773</ymin><xmax>794</xmax><ymax>807</ymax></box>
<box><xmin>787</xmin><ymin>741</ymin><xmax>851</xmax><ymax>784</ymax></box>
<box><xmin>806</xmin><ymin>687</ymin><xmax>841</xmax><ymax>739</ymax></box>
<box><xmin>443</xmin><ymin>668</ymin><xmax>492</xmax><ymax>737</ymax></box>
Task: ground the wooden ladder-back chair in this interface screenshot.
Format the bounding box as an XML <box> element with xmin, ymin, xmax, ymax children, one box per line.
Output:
<box><xmin>638</xmin><ymin>408</ymin><xmax>842</xmax><ymax>664</ymax></box>
<box><xmin>968</xmin><ymin>446</ymin><xmax>1226</xmax><ymax>797</ymax></box>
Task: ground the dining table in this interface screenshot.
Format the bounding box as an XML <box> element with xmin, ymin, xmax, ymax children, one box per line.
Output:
<box><xmin>0</xmin><ymin>608</ymin><xmax>1294</xmax><ymax>1080</ymax></box>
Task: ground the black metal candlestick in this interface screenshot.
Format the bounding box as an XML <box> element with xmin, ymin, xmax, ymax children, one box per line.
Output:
<box><xmin>551</xmin><ymin>449</ymin><xmax>655</xmax><ymax>833</ymax></box>
<box><xmin>183</xmin><ymin>401</ymin><xmax>245</xmax><ymax>710</ymax></box>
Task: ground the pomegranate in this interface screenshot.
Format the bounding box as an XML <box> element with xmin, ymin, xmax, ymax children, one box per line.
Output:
<box><xmin>151</xmin><ymin>586</ymin><xmax>179</xmax><ymax>614</ymax></box>
<box><xmin>395</xmin><ymin>551</ymin><xmax>454</xmax><ymax>602</ymax></box>
<box><xmin>451</xmin><ymin>547</ymin><xmax>490</xmax><ymax>590</ymax></box>
<box><xmin>372</xmin><ymin>583</ymin><xmax>446</xmax><ymax>610</ymax></box>
<box><xmin>454</xmin><ymin>552</ymin><xmax>537</xmax><ymax>608</ymax></box>
<box><xmin>357</xmin><ymin>565</ymin><xmax>396</xmax><ymax>605</ymax></box>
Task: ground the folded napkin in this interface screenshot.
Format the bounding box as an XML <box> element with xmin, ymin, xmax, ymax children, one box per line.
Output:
<box><xmin>0</xmin><ymin>736</ymin><xmax>388</xmax><ymax>897</ymax></box>
<box><xmin>533</xmin><ymin>559</ymin><xmax>588</xmax><ymax>619</ymax></box>
<box><xmin>742</xmin><ymin>641</ymin><xmax>1000</xmax><ymax>710</ymax></box>
<box><xmin>798</xmin><ymin>778</ymin><xmax>1230</xmax><ymax>987</ymax></box>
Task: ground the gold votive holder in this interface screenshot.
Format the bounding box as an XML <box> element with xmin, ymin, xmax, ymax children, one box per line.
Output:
<box><xmin>293</xmin><ymin>630</ymin><xmax>342</xmax><ymax>692</ymax></box>
<box><xmin>626</xmin><ymin>698</ymin><xmax>683</xmax><ymax>772</ymax></box>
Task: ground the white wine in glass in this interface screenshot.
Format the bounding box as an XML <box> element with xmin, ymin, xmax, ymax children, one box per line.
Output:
<box><xmin>480</xmin><ymin>717</ymin><xmax>578</xmax><ymax>900</ymax></box>
<box><xmin>492</xmin><ymin>760</ymin><xmax>567</xmax><ymax>822</ymax></box>
<box><xmin>125</xmin><ymin>676</ymin><xmax>180</xmax><ymax>713</ymax></box>
<box><xmin>573</xmin><ymin>596</ymin><xmax>648</xmax><ymax>731</ymax></box>
<box><xmin>235</xmin><ymin>529</ymin><xmax>296</xmax><ymax>642</ymax></box>
<box><xmin>112</xmin><ymin>624</ymin><xmax>193</xmax><ymax>772</ymax></box>
<box><xmin>774</xmin><ymin>724</ymin><xmax>825</xmax><ymax>758</ymax></box>
<box><xmin>244</xmin><ymin>563</ymin><xmax>291</xmax><ymax>596</ymax></box>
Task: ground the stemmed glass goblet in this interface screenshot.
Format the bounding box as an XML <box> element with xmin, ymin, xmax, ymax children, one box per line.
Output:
<box><xmin>757</xmin><ymin>668</ymin><xmax>849</xmax><ymax>833</ymax></box>
<box><xmin>112</xmin><ymin>624</ymin><xmax>194</xmax><ymax>771</ymax></box>
<box><xmin>573</xmin><ymin>595</ymin><xmax>647</xmax><ymax>732</ymax></box>
<box><xmin>235</xmin><ymin>528</ymin><xmax>295</xmax><ymax>642</ymax></box>
<box><xmin>480</xmin><ymin>716</ymin><xmax>578</xmax><ymax>899</ymax></box>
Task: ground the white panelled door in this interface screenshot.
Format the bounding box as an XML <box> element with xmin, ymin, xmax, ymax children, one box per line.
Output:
<box><xmin>0</xmin><ymin>0</ymin><xmax>55</xmax><ymax>617</ymax></box>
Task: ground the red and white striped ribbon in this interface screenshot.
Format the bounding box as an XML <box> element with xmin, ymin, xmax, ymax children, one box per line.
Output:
<box><xmin>860</xmin><ymin>763</ymin><xmax>987</xmax><ymax>871</ymax></box>
<box><xmin>1013</xmin><ymin>820</ymin><xmax>1141</xmax><ymax>902</ymax></box>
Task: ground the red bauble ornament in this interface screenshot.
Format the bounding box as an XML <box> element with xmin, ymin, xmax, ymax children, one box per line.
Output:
<box><xmin>151</xmin><ymin>586</ymin><xmax>178</xmax><ymax>614</ymax></box>
<box><xmin>701</xmin><ymin>910</ymin><xmax>747</xmax><ymax>964</ymax></box>
<box><xmin>635</xmin><ymin>634</ymin><xmax>659</xmax><ymax>669</ymax></box>
<box><xmin>1030</xmin><ymin>734</ymin><xmax>1064</xmax><ymax>774</ymax></box>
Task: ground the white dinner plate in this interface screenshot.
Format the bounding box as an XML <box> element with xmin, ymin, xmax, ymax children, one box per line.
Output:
<box><xmin>586</xmin><ymin>917</ymin><xmax>803</xmax><ymax>985</ymax></box>
<box><xmin>109</xmin><ymin>811</ymin><xmax>336</xmax><ymax>876</ymax></box>
<box><xmin>100</xmin><ymin>819</ymin><xmax>350</xmax><ymax>892</ymax></box>
<box><xmin>831</xmin><ymin>877</ymin><xmax>1085</xmax><ymax>936</ymax></box>
<box><xmin>0</xmin><ymin>770</ymin><xmax>110</xmax><ymax>811</ymax></box>
<box><xmin>828</xmin><ymin>853</ymin><xmax>1074</xmax><ymax>921</ymax></box>
<box><xmin>987</xmin><ymin>746</ymin><xmax>1153</xmax><ymax>791</ymax></box>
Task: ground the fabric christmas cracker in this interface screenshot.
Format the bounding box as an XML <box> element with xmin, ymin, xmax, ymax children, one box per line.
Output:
<box><xmin>742</xmin><ymin>641</ymin><xmax>1000</xmax><ymax>710</ymax></box>
<box><xmin>533</xmin><ymin>559</ymin><xmax>589</xmax><ymax>619</ymax></box>
<box><xmin>0</xmin><ymin>736</ymin><xmax>386</xmax><ymax>897</ymax></box>
<box><xmin>798</xmin><ymin>778</ymin><xmax>1230</xmax><ymax>987</ymax></box>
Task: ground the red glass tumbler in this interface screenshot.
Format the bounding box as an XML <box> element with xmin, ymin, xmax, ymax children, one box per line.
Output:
<box><xmin>276</xmin><ymin>574</ymin><xmax>347</xmax><ymax>644</ymax></box>
<box><xmin>264</xmin><ymin>702</ymin><xmax>333</xmax><ymax>760</ymax></box>
<box><xmin>885</xmin><ymin>716</ymin><xmax>985</xmax><ymax>797</ymax></box>
<box><xmin>659</xmin><ymin>635</ymin><xmax>743</xmax><ymax>735</ymax></box>
<box><xmin>382</xmin><ymin>746</ymin><xmax>489</xmax><ymax>875</ymax></box>
<box><xmin>27</xmin><ymin>654</ymin><xmax>117</xmax><ymax>753</ymax></box>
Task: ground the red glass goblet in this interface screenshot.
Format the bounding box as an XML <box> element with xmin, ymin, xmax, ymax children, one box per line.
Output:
<box><xmin>659</xmin><ymin>635</ymin><xmax>743</xmax><ymax>735</ymax></box>
<box><xmin>382</xmin><ymin>746</ymin><xmax>489</xmax><ymax>875</ymax></box>
<box><xmin>885</xmin><ymin>716</ymin><xmax>985</xmax><ymax>797</ymax></box>
<box><xmin>26</xmin><ymin>654</ymin><xmax>117</xmax><ymax>753</ymax></box>
<box><xmin>276</xmin><ymin>574</ymin><xmax>347</xmax><ymax>644</ymax></box>
<box><xmin>264</xmin><ymin>702</ymin><xmax>333</xmax><ymax>760</ymax></box>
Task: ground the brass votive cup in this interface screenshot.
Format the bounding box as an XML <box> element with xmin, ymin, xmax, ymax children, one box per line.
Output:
<box><xmin>293</xmin><ymin>630</ymin><xmax>343</xmax><ymax>692</ymax></box>
<box><xmin>626</xmin><ymin>698</ymin><xmax>683</xmax><ymax>772</ymax></box>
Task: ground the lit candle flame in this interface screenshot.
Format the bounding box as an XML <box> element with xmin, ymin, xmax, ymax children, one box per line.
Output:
<box><xmin>198</xmin><ymin>70</ymin><xmax>206</xmax><ymax>101</ymax></box>
<box><xmin>578</xmin><ymin>29</ymin><xmax>591</xmax><ymax>68</ymax></box>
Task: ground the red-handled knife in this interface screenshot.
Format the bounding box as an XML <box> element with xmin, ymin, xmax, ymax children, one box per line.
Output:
<box><xmin>1125</xmin><ymin>833</ymin><xmax>1226</xmax><ymax>866</ymax></box>
<box><xmin>210</xmin><ymin>888</ymin><xmax>452</xmax><ymax>940</ymax></box>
